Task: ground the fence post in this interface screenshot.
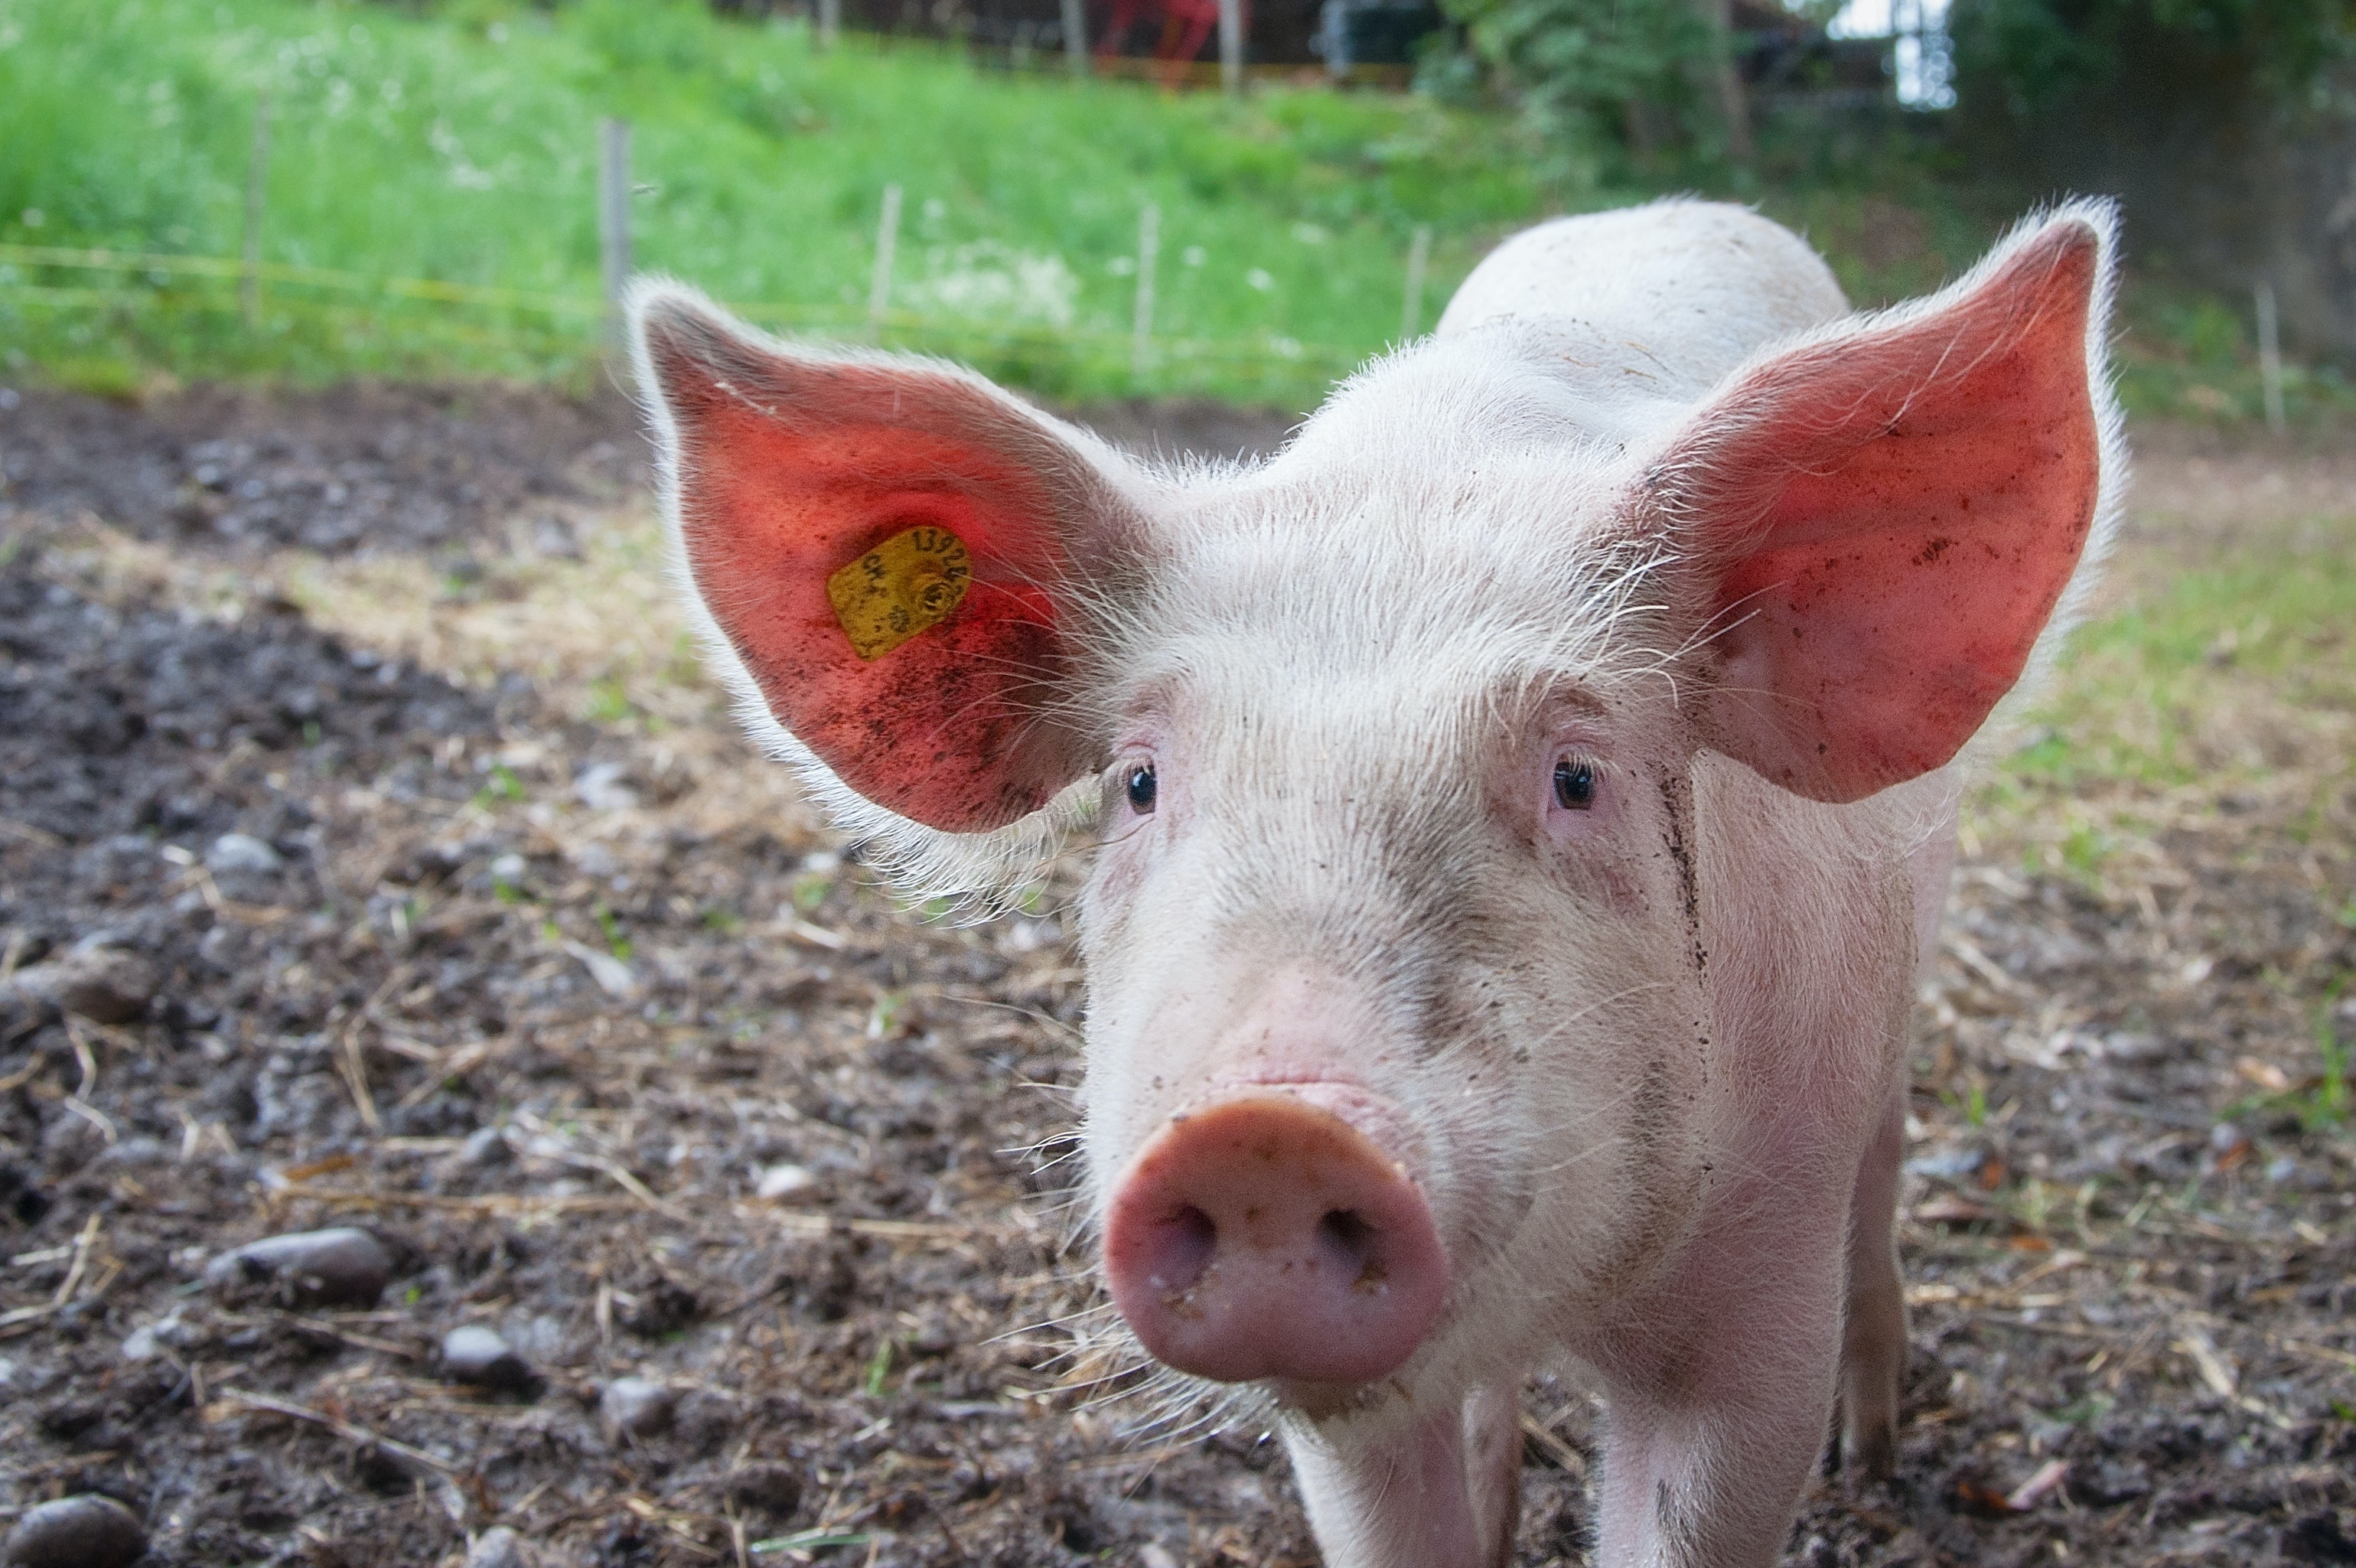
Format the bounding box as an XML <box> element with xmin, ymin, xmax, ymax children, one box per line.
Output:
<box><xmin>1061</xmin><ymin>0</ymin><xmax>1089</xmax><ymax>74</ymax></box>
<box><xmin>868</xmin><ymin>184</ymin><xmax>903</xmax><ymax>341</ymax></box>
<box><xmin>1132</xmin><ymin>202</ymin><xmax>1160</xmax><ymax>384</ymax></box>
<box><xmin>240</xmin><ymin>93</ymin><xmax>272</xmax><ymax>330</ymax></box>
<box><xmin>599</xmin><ymin>119</ymin><xmax>632</xmax><ymax>358</ymax></box>
<box><xmin>1400</xmin><ymin>223</ymin><xmax>1431</xmax><ymax>342</ymax></box>
<box><xmin>1217</xmin><ymin>0</ymin><xmax>1243</xmax><ymax>96</ymax></box>
<box><xmin>817</xmin><ymin>0</ymin><xmax>842</xmax><ymax>49</ymax></box>
<box><xmin>2254</xmin><ymin>280</ymin><xmax>2286</xmax><ymax>436</ymax></box>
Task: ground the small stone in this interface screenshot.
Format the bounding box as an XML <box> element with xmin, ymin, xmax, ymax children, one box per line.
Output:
<box><xmin>119</xmin><ymin>1312</ymin><xmax>186</xmax><ymax>1363</ymax></box>
<box><xmin>600</xmin><ymin>1376</ymin><xmax>676</xmax><ymax>1439</ymax></box>
<box><xmin>723</xmin><ymin>1461</ymin><xmax>805</xmax><ymax>1520</ymax></box>
<box><xmin>441</xmin><ymin>1325</ymin><xmax>536</xmax><ymax>1393</ymax></box>
<box><xmin>4</xmin><ymin>1493</ymin><xmax>148</xmax><ymax>1568</ymax></box>
<box><xmin>459</xmin><ymin>1126</ymin><xmax>513</xmax><ymax>1168</ymax></box>
<box><xmin>465</xmin><ymin>1527</ymin><xmax>528</xmax><ymax>1568</ymax></box>
<box><xmin>204</xmin><ymin>833</ymin><xmax>284</xmax><ymax>875</ymax></box>
<box><xmin>487</xmin><ymin>852</ymin><xmax>528</xmax><ymax>887</ymax></box>
<box><xmin>754</xmin><ymin>1163</ymin><xmax>815</xmax><ymax>1200</ymax></box>
<box><xmin>573</xmin><ymin>762</ymin><xmax>639</xmax><ymax>813</ymax></box>
<box><xmin>2</xmin><ymin>946</ymin><xmax>158</xmax><ymax>1025</ymax></box>
<box><xmin>204</xmin><ymin>1227</ymin><xmax>392</xmax><ymax>1308</ymax></box>
<box><xmin>1902</xmin><ymin>1146</ymin><xmax>1986</xmax><ymax>1182</ymax></box>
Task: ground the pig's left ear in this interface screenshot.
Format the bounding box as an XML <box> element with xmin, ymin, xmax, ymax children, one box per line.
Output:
<box><xmin>631</xmin><ymin>284</ymin><xmax>1152</xmax><ymax>836</ymax></box>
<box><xmin>1648</xmin><ymin>202</ymin><xmax>2120</xmax><ymax>803</ymax></box>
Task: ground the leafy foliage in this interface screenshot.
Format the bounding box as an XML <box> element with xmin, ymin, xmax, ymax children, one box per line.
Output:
<box><xmin>1948</xmin><ymin>0</ymin><xmax>2354</xmax><ymax>121</ymax></box>
<box><xmin>1433</xmin><ymin>0</ymin><xmax>1722</xmax><ymax>167</ymax></box>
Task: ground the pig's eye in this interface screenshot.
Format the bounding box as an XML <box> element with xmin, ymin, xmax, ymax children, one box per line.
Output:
<box><xmin>1126</xmin><ymin>764</ymin><xmax>1158</xmax><ymax>815</ymax></box>
<box><xmin>1553</xmin><ymin>757</ymin><xmax>1597</xmax><ymax>812</ymax></box>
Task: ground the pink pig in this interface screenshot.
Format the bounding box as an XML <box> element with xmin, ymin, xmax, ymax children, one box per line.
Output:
<box><xmin>630</xmin><ymin>198</ymin><xmax>2122</xmax><ymax>1567</ymax></box>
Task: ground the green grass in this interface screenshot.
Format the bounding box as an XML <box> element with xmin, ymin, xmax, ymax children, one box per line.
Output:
<box><xmin>0</xmin><ymin>0</ymin><xmax>1574</xmax><ymax>401</ymax></box>
<box><xmin>1996</xmin><ymin>545</ymin><xmax>2356</xmax><ymax>791</ymax></box>
<box><xmin>2112</xmin><ymin>285</ymin><xmax>2356</xmax><ymax>427</ymax></box>
<box><xmin>2</xmin><ymin>0</ymin><xmax>2344</xmax><ymax>413</ymax></box>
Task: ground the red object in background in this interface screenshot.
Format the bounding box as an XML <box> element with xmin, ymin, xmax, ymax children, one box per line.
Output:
<box><xmin>1094</xmin><ymin>0</ymin><xmax>1248</xmax><ymax>77</ymax></box>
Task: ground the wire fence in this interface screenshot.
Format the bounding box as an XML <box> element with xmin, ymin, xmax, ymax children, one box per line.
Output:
<box><xmin>0</xmin><ymin>240</ymin><xmax>1375</xmax><ymax>401</ymax></box>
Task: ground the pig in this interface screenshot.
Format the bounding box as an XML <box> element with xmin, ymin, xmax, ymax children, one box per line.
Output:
<box><xmin>627</xmin><ymin>196</ymin><xmax>2122</xmax><ymax>1567</ymax></box>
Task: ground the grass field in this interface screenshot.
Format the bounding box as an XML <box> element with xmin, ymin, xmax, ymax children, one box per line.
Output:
<box><xmin>1</xmin><ymin>0</ymin><xmax>2347</xmax><ymax>415</ymax></box>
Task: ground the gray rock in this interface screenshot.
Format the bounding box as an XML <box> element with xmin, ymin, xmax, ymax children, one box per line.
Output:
<box><xmin>441</xmin><ymin>1325</ymin><xmax>535</xmax><ymax>1393</ymax></box>
<box><xmin>572</xmin><ymin>762</ymin><xmax>638</xmax><ymax>813</ymax></box>
<box><xmin>204</xmin><ymin>833</ymin><xmax>284</xmax><ymax>875</ymax></box>
<box><xmin>4</xmin><ymin>1494</ymin><xmax>148</xmax><ymax>1568</ymax></box>
<box><xmin>2</xmin><ymin>946</ymin><xmax>158</xmax><ymax>1026</ymax></box>
<box><xmin>204</xmin><ymin>1227</ymin><xmax>391</xmax><ymax>1308</ymax></box>
<box><xmin>458</xmin><ymin>1126</ymin><xmax>513</xmax><ymax>1168</ymax></box>
<box><xmin>754</xmin><ymin>1162</ymin><xmax>815</xmax><ymax>1200</ymax></box>
<box><xmin>599</xmin><ymin>1376</ymin><xmax>676</xmax><ymax>1439</ymax></box>
<box><xmin>119</xmin><ymin>1312</ymin><xmax>189</xmax><ymax>1363</ymax></box>
<box><xmin>464</xmin><ymin>1527</ymin><xmax>527</xmax><ymax>1568</ymax></box>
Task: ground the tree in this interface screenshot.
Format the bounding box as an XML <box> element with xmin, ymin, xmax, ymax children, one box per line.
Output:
<box><xmin>1950</xmin><ymin>0</ymin><xmax>2348</xmax><ymax>124</ymax></box>
<box><xmin>1436</xmin><ymin>0</ymin><xmax>1754</xmax><ymax>166</ymax></box>
<box><xmin>1949</xmin><ymin>0</ymin><xmax>2356</xmax><ymax>364</ymax></box>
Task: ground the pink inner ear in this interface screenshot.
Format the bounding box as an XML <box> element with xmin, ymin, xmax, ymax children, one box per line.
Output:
<box><xmin>1690</xmin><ymin>224</ymin><xmax>2103</xmax><ymax>802</ymax></box>
<box><xmin>666</xmin><ymin>362</ymin><xmax>1080</xmax><ymax>834</ymax></box>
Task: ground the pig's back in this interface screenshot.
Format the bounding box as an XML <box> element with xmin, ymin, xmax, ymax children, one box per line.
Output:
<box><xmin>1435</xmin><ymin>201</ymin><xmax>1848</xmax><ymax>396</ymax></box>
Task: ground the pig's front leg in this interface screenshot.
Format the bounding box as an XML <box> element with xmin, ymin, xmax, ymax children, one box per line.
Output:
<box><xmin>1838</xmin><ymin>1081</ymin><xmax>1908</xmax><ymax>1476</ymax></box>
<box><xmin>1590</xmin><ymin>1218</ymin><xmax>1849</xmax><ymax>1568</ymax></box>
<box><xmin>1284</xmin><ymin>1381</ymin><xmax>1523</xmax><ymax>1568</ymax></box>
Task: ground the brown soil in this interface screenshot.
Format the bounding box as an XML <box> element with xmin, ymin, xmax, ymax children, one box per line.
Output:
<box><xmin>1</xmin><ymin>385</ymin><xmax>2351</xmax><ymax>1568</ymax></box>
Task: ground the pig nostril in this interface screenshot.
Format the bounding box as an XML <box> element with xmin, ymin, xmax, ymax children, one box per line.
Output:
<box><xmin>1315</xmin><ymin>1208</ymin><xmax>1386</xmax><ymax>1289</ymax></box>
<box><xmin>1148</xmin><ymin>1205</ymin><xmax>1217</xmax><ymax>1294</ymax></box>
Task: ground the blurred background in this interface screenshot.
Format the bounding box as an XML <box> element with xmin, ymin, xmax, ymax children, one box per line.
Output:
<box><xmin>1</xmin><ymin>0</ymin><xmax>2350</xmax><ymax>415</ymax></box>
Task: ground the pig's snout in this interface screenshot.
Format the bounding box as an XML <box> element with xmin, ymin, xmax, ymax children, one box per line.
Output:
<box><xmin>1103</xmin><ymin>1094</ymin><xmax>1447</xmax><ymax>1386</ymax></box>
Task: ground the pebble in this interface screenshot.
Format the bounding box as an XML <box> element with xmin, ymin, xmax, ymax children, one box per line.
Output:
<box><xmin>458</xmin><ymin>1126</ymin><xmax>513</xmax><ymax>1168</ymax></box>
<box><xmin>204</xmin><ymin>833</ymin><xmax>284</xmax><ymax>875</ymax></box>
<box><xmin>1</xmin><ymin>945</ymin><xmax>158</xmax><ymax>1025</ymax></box>
<box><xmin>573</xmin><ymin>762</ymin><xmax>639</xmax><ymax>813</ymax></box>
<box><xmin>464</xmin><ymin>1526</ymin><xmax>528</xmax><ymax>1568</ymax></box>
<box><xmin>724</xmin><ymin>1461</ymin><xmax>805</xmax><ymax>1518</ymax></box>
<box><xmin>1902</xmin><ymin>1146</ymin><xmax>1988</xmax><ymax>1182</ymax></box>
<box><xmin>599</xmin><ymin>1376</ymin><xmax>676</xmax><ymax>1439</ymax></box>
<box><xmin>441</xmin><ymin>1325</ymin><xmax>536</xmax><ymax>1393</ymax></box>
<box><xmin>3</xmin><ymin>1494</ymin><xmax>148</xmax><ymax>1568</ymax></box>
<box><xmin>754</xmin><ymin>1163</ymin><xmax>815</xmax><ymax>1200</ymax></box>
<box><xmin>204</xmin><ymin>1227</ymin><xmax>392</xmax><ymax>1308</ymax></box>
<box><xmin>119</xmin><ymin>1312</ymin><xmax>188</xmax><ymax>1363</ymax></box>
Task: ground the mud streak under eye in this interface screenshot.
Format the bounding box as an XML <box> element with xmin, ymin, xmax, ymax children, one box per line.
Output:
<box><xmin>1657</xmin><ymin>769</ymin><xmax>1703</xmax><ymax>977</ymax></box>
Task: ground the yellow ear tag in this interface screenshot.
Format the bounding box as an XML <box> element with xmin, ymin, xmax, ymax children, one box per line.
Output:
<box><xmin>826</xmin><ymin>526</ymin><xmax>974</xmax><ymax>661</ymax></box>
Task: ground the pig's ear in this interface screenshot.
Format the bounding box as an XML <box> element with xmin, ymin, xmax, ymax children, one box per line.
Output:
<box><xmin>631</xmin><ymin>285</ymin><xmax>1149</xmax><ymax>834</ymax></box>
<box><xmin>1649</xmin><ymin>202</ymin><xmax>2120</xmax><ymax>804</ymax></box>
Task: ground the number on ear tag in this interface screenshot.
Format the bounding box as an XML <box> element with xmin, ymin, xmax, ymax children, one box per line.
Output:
<box><xmin>825</xmin><ymin>526</ymin><xmax>974</xmax><ymax>660</ymax></box>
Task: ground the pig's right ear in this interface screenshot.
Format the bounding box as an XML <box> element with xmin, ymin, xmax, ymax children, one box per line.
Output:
<box><xmin>629</xmin><ymin>285</ymin><xmax>1152</xmax><ymax>836</ymax></box>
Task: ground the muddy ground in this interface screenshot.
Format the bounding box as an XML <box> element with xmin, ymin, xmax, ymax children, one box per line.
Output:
<box><xmin>0</xmin><ymin>383</ymin><xmax>2351</xmax><ymax>1568</ymax></box>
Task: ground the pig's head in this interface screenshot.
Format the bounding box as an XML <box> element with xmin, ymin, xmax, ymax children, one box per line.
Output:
<box><xmin>630</xmin><ymin>203</ymin><xmax>2114</xmax><ymax>1433</ymax></box>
